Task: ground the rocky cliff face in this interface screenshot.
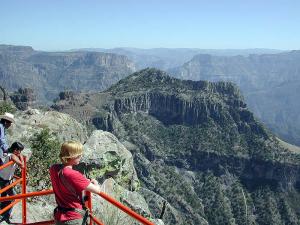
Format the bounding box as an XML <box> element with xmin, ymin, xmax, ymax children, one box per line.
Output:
<box><xmin>169</xmin><ymin>51</ymin><xmax>300</xmax><ymax>147</ymax></box>
<box><xmin>53</xmin><ymin>68</ymin><xmax>300</xmax><ymax>225</ymax></box>
<box><xmin>0</xmin><ymin>44</ymin><xmax>135</xmax><ymax>104</ymax></box>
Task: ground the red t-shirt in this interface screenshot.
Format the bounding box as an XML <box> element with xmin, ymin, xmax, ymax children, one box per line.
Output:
<box><xmin>50</xmin><ymin>164</ymin><xmax>90</xmax><ymax>222</ymax></box>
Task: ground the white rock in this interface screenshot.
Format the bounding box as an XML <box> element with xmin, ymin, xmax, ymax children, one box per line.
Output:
<box><xmin>83</xmin><ymin>130</ymin><xmax>139</xmax><ymax>190</ymax></box>
<box><xmin>8</xmin><ymin>110</ymin><xmax>88</xmax><ymax>148</ymax></box>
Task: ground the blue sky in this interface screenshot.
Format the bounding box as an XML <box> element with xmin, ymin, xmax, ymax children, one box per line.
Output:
<box><xmin>0</xmin><ymin>0</ymin><xmax>299</xmax><ymax>51</ymax></box>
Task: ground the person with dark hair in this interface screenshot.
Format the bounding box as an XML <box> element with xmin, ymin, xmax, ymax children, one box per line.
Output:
<box><xmin>0</xmin><ymin>141</ymin><xmax>24</xmax><ymax>223</ymax></box>
<box><xmin>50</xmin><ymin>141</ymin><xmax>101</xmax><ymax>225</ymax></box>
<box><xmin>0</xmin><ymin>112</ymin><xmax>15</xmax><ymax>161</ymax></box>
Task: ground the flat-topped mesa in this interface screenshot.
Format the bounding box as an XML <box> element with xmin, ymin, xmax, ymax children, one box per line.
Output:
<box><xmin>28</xmin><ymin>51</ymin><xmax>135</xmax><ymax>69</ymax></box>
<box><xmin>0</xmin><ymin>44</ymin><xmax>34</xmax><ymax>53</ymax></box>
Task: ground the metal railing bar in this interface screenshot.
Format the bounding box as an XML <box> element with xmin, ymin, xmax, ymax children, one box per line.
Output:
<box><xmin>90</xmin><ymin>214</ymin><xmax>105</xmax><ymax>225</ymax></box>
<box><xmin>22</xmin><ymin>157</ymin><xmax>27</xmax><ymax>224</ymax></box>
<box><xmin>0</xmin><ymin>190</ymin><xmax>54</xmax><ymax>202</ymax></box>
<box><xmin>98</xmin><ymin>192</ymin><xmax>155</xmax><ymax>225</ymax></box>
<box><xmin>0</xmin><ymin>198</ymin><xmax>21</xmax><ymax>215</ymax></box>
<box><xmin>0</xmin><ymin>177</ymin><xmax>22</xmax><ymax>194</ymax></box>
<box><xmin>23</xmin><ymin>220</ymin><xmax>55</xmax><ymax>225</ymax></box>
<box><xmin>0</xmin><ymin>160</ymin><xmax>14</xmax><ymax>170</ymax></box>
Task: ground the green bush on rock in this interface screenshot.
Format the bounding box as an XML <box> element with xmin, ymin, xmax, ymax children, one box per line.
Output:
<box><xmin>0</xmin><ymin>101</ymin><xmax>16</xmax><ymax>114</ymax></box>
<box><xmin>28</xmin><ymin>128</ymin><xmax>60</xmax><ymax>189</ymax></box>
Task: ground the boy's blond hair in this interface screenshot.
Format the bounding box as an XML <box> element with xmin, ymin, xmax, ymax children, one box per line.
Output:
<box><xmin>59</xmin><ymin>141</ymin><xmax>83</xmax><ymax>164</ymax></box>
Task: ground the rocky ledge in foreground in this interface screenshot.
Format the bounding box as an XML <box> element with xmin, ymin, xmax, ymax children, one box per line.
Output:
<box><xmin>6</xmin><ymin>109</ymin><xmax>164</xmax><ymax>225</ymax></box>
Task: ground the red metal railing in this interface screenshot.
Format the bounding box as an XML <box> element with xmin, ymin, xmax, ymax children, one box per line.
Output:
<box><xmin>0</xmin><ymin>158</ymin><xmax>155</xmax><ymax>225</ymax></box>
<box><xmin>0</xmin><ymin>156</ymin><xmax>27</xmax><ymax>223</ymax></box>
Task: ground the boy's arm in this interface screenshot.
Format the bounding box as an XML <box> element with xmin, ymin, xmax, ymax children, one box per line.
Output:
<box><xmin>10</xmin><ymin>154</ymin><xmax>24</xmax><ymax>168</ymax></box>
<box><xmin>85</xmin><ymin>181</ymin><xmax>101</xmax><ymax>194</ymax></box>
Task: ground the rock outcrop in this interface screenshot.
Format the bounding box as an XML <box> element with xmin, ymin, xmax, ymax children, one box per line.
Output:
<box><xmin>10</xmin><ymin>88</ymin><xmax>36</xmax><ymax>110</ymax></box>
<box><xmin>81</xmin><ymin>130</ymin><xmax>140</xmax><ymax>190</ymax></box>
<box><xmin>8</xmin><ymin>109</ymin><xmax>88</xmax><ymax>146</ymax></box>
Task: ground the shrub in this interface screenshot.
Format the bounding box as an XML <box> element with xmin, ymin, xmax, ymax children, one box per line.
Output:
<box><xmin>0</xmin><ymin>101</ymin><xmax>16</xmax><ymax>114</ymax></box>
<box><xmin>27</xmin><ymin>128</ymin><xmax>60</xmax><ymax>189</ymax></box>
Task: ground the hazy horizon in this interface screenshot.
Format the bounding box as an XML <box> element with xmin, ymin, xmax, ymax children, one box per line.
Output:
<box><xmin>0</xmin><ymin>44</ymin><xmax>293</xmax><ymax>53</ymax></box>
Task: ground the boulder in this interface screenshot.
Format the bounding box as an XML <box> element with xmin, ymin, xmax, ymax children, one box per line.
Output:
<box><xmin>8</xmin><ymin>109</ymin><xmax>88</xmax><ymax>150</ymax></box>
<box><xmin>82</xmin><ymin>130</ymin><xmax>139</xmax><ymax>190</ymax></box>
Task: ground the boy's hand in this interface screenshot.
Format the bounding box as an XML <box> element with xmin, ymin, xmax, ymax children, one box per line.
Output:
<box><xmin>11</xmin><ymin>154</ymin><xmax>24</xmax><ymax>168</ymax></box>
<box><xmin>90</xmin><ymin>179</ymin><xmax>99</xmax><ymax>185</ymax></box>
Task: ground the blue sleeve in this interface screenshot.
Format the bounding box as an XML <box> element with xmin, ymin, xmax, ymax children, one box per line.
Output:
<box><xmin>0</xmin><ymin>124</ymin><xmax>9</xmax><ymax>154</ymax></box>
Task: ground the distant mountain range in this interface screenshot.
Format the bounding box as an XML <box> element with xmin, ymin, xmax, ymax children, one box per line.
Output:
<box><xmin>169</xmin><ymin>51</ymin><xmax>300</xmax><ymax>146</ymax></box>
<box><xmin>72</xmin><ymin>47</ymin><xmax>284</xmax><ymax>70</ymax></box>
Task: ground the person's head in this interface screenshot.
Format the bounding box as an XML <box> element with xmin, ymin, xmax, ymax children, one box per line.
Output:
<box><xmin>9</xmin><ymin>142</ymin><xmax>24</xmax><ymax>156</ymax></box>
<box><xmin>59</xmin><ymin>141</ymin><xmax>83</xmax><ymax>165</ymax></box>
<box><xmin>0</xmin><ymin>112</ymin><xmax>15</xmax><ymax>129</ymax></box>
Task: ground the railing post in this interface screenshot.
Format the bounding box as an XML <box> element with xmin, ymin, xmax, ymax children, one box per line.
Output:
<box><xmin>22</xmin><ymin>156</ymin><xmax>27</xmax><ymax>224</ymax></box>
<box><xmin>86</xmin><ymin>192</ymin><xmax>93</xmax><ymax>225</ymax></box>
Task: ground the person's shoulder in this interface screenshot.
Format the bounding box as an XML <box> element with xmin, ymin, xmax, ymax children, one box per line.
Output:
<box><xmin>63</xmin><ymin>167</ymin><xmax>84</xmax><ymax>178</ymax></box>
<box><xmin>49</xmin><ymin>164</ymin><xmax>62</xmax><ymax>172</ymax></box>
<box><xmin>50</xmin><ymin>163</ymin><xmax>61</xmax><ymax>168</ymax></box>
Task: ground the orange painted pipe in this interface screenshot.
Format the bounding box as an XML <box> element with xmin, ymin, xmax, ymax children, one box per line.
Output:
<box><xmin>85</xmin><ymin>192</ymin><xmax>93</xmax><ymax>225</ymax></box>
<box><xmin>98</xmin><ymin>192</ymin><xmax>155</xmax><ymax>225</ymax></box>
<box><xmin>22</xmin><ymin>157</ymin><xmax>27</xmax><ymax>224</ymax></box>
<box><xmin>90</xmin><ymin>214</ymin><xmax>105</xmax><ymax>225</ymax></box>
<box><xmin>0</xmin><ymin>199</ymin><xmax>21</xmax><ymax>215</ymax></box>
<box><xmin>0</xmin><ymin>160</ymin><xmax>14</xmax><ymax>170</ymax></box>
<box><xmin>24</xmin><ymin>220</ymin><xmax>55</xmax><ymax>225</ymax></box>
<box><xmin>13</xmin><ymin>175</ymin><xmax>21</xmax><ymax>179</ymax></box>
<box><xmin>0</xmin><ymin>177</ymin><xmax>22</xmax><ymax>194</ymax></box>
<box><xmin>0</xmin><ymin>189</ymin><xmax>54</xmax><ymax>202</ymax></box>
